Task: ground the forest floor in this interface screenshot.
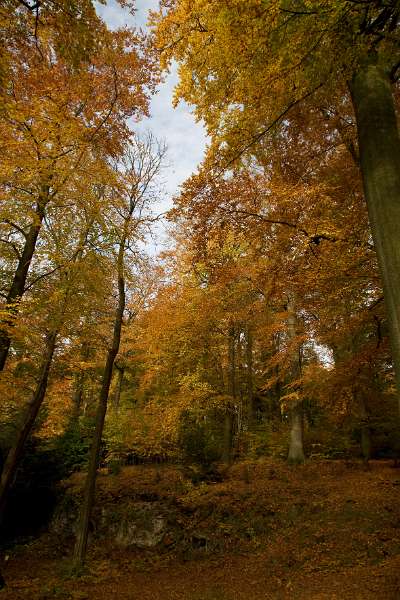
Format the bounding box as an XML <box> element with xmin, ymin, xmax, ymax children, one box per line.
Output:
<box><xmin>1</xmin><ymin>459</ymin><xmax>400</xmax><ymax>600</ymax></box>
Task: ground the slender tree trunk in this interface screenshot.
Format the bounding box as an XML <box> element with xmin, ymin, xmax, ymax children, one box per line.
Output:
<box><xmin>113</xmin><ymin>365</ymin><xmax>124</xmax><ymax>411</ymax></box>
<box><xmin>0</xmin><ymin>330</ymin><xmax>57</xmax><ymax>522</ymax></box>
<box><xmin>0</xmin><ymin>196</ymin><xmax>48</xmax><ymax>371</ymax></box>
<box><xmin>72</xmin><ymin>372</ymin><xmax>85</xmax><ymax>421</ymax></box>
<box><xmin>245</xmin><ymin>326</ymin><xmax>254</xmax><ymax>426</ymax></box>
<box><xmin>222</xmin><ymin>413</ymin><xmax>233</xmax><ymax>464</ymax></box>
<box><xmin>350</xmin><ymin>61</ymin><xmax>400</xmax><ymax>413</ymax></box>
<box><xmin>286</xmin><ymin>297</ymin><xmax>305</xmax><ymax>464</ymax></box>
<box><xmin>222</xmin><ymin>325</ymin><xmax>236</xmax><ymax>464</ymax></box>
<box><xmin>356</xmin><ymin>389</ymin><xmax>372</xmax><ymax>464</ymax></box>
<box><xmin>71</xmin><ymin>344</ymin><xmax>91</xmax><ymax>421</ymax></box>
<box><xmin>73</xmin><ymin>243</ymin><xmax>126</xmax><ymax>568</ymax></box>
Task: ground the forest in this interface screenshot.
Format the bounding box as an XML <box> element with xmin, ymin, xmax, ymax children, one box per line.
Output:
<box><xmin>0</xmin><ymin>0</ymin><xmax>400</xmax><ymax>598</ymax></box>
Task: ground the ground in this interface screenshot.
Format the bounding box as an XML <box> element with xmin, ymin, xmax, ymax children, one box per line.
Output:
<box><xmin>1</xmin><ymin>459</ymin><xmax>400</xmax><ymax>599</ymax></box>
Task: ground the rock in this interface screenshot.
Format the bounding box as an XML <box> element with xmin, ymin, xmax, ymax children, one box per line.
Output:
<box><xmin>50</xmin><ymin>498</ymin><xmax>79</xmax><ymax>537</ymax></box>
<box><xmin>107</xmin><ymin>503</ymin><xmax>166</xmax><ymax>548</ymax></box>
<box><xmin>51</xmin><ymin>495</ymin><xmax>167</xmax><ymax>549</ymax></box>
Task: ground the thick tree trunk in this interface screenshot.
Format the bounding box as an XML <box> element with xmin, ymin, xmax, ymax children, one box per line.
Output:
<box><xmin>0</xmin><ymin>330</ymin><xmax>57</xmax><ymax>522</ymax></box>
<box><xmin>350</xmin><ymin>62</ymin><xmax>400</xmax><ymax>413</ymax></box>
<box><xmin>0</xmin><ymin>197</ymin><xmax>48</xmax><ymax>371</ymax></box>
<box><xmin>73</xmin><ymin>244</ymin><xmax>125</xmax><ymax>568</ymax></box>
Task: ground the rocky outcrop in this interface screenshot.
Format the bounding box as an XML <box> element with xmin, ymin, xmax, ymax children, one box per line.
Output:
<box><xmin>51</xmin><ymin>496</ymin><xmax>168</xmax><ymax>549</ymax></box>
<box><xmin>103</xmin><ymin>503</ymin><xmax>166</xmax><ymax>548</ymax></box>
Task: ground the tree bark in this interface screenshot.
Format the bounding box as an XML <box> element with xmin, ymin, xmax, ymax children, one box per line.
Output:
<box><xmin>286</xmin><ymin>297</ymin><xmax>305</xmax><ymax>464</ymax></box>
<box><xmin>71</xmin><ymin>372</ymin><xmax>85</xmax><ymax>421</ymax></box>
<box><xmin>0</xmin><ymin>329</ymin><xmax>57</xmax><ymax>522</ymax></box>
<box><xmin>73</xmin><ymin>241</ymin><xmax>126</xmax><ymax>568</ymax></box>
<box><xmin>112</xmin><ymin>365</ymin><xmax>124</xmax><ymax>411</ymax></box>
<box><xmin>222</xmin><ymin>325</ymin><xmax>236</xmax><ymax>464</ymax></box>
<box><xmin>287</xmin><ymin>403</ymin><xmax>305</xmax><ymax>464</ymax></box>
<box><xmin>245</xmin><ymin>326</ymin><xmax>254</xmax><ymax>426</ymax></box>
<box><xmin>0</xmin><ymin>195</ymin><xmax>48</xmax><ymax>371</ymax></box>
<box><xmin>356</xmin><ymin>389</ymin><xmax>372</xmax><ymax>464</ymax></box>
<box><xmin>350</xmin><ymin>61</ymin><xmax>400</xmax><ymax>413</ymax></box>
<box><xmin>71</xmin><ymin>344</ymin><xmax>91</xmax><ymax>422</ymax></box>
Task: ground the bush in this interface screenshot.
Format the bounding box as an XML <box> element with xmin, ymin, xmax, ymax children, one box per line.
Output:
<box><xmin>177</xmin><ymin>410</ymin><xmax>221</xmax><ymax>479</ymax></box>
<box><xmin>52</xmin><ymin>417</ymin><xmax>94</xmax><ymax>477</ymax></box>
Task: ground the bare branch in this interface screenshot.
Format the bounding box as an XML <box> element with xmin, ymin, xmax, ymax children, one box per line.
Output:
<box><xmin>0</xmin><ymin>239</ymin><xmax>22</xmax><ymax>259</ymax></box>
<box><xmin>3</xmin><ymin>220</ymin><xmax>28</xmax><ymax>239</ymax></box>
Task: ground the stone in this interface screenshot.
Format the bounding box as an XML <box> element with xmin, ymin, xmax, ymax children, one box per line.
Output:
<box><xmin>109</xmin><ymin>504</ymin><xmax>166</xmax><ymax>548</ymax></box>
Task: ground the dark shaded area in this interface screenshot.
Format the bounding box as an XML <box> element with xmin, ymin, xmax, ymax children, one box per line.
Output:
<box><xmin>0</xmin><ymin>422</ymin><xmax>92</xmax><ymax>545</ymax></box>
<box><xmin>0</xmin><ymin>441</ymin><xmax>63</xmax><ymax>544</ymax></box>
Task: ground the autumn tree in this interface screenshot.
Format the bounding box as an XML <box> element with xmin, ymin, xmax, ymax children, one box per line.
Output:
<box><xmin>0</xmin><ymin>184</ymin><xmax>116</xmax><ymax>523</ymax></box>
<box><xmin>166</xmin><ymin>110</ymin><xmax>388</xmax><ymax>459</ymax></box>
<box><xmin>151</xmin><ymin>0</ymin><xmax>400</xmax><ymax>404</ymax></box>
<box><xmin>73</xmin><ymin>134</ymin><xmax>165</xmax><ymax>567</ymax></box>
<box><xmin>0</xmin><ymin>9</ymin><xmax>157</xmax><ymax>371</ymax></box>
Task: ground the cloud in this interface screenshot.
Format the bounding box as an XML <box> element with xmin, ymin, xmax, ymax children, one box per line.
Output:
<box><xmin>96</xmin><ymin>1</ymin><xmax>207</xmax><ymax>252</ymax></box>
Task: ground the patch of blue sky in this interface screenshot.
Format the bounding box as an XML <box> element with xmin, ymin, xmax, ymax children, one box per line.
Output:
<box><xmin>95</xmin><ymin>1</ymin><xmax>208</xmax><ymax>254</ymax></box>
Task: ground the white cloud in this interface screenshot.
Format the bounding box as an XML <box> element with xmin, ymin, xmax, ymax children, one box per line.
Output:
<box><xmin>95</xmin><ymin>1</ymin><xmax>207</xmax><ymax>253</ymax></box>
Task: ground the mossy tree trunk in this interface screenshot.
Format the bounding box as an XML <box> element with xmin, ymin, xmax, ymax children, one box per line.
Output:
<box><xmin>71</xmin><ymin>344</ymin><xmax>91</xmax><ymax>422</ymax></box>
<box><xmin>350</xmin><ymin>61</ymin><xmax>400</xmax><ymax>414</ymax></box>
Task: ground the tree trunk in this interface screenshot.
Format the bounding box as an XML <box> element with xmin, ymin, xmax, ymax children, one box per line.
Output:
<box><xmin>286</xmin><ymin>297</ymin><xmax>305</xmax><ymax>464</ymax></box>
<box><xmin>222</xmin><ymin>413</ymin><xmax>233</xmax><ymax>464</ymax></box>
<box><xmin>245</xmin><ymin>326</ymin><xmax>254</xmax><ymax>426</ymax></box>
<box><xmin>71</xmin><ymin>344</ymin><xmax>91</xmax><ymax>421</ymax></box>
<box><xmin>357</xmin><ymin>389</ymin><xmax>372</xmax><ymax>464</ymax></box>
<box><xmin>222</xmin><ymin>325</ymin><xmax>236</xmax><ymax>464</ymax></box>
<box><xmin>73</xmin><ymin>243</ymin><xmax>126</xmax><ymax>568</ymax></box>
<box><xmin>0</xmin><ymin>330</ymin><xmax>57</xmax><ymax>522</ymax></box>
<box><xmin>287</xmin><ymin>404</ymin><xmax>305</xmax><ymax>464</ymax></box>
<box><xmin>0</xmin><ymin>196</ymin><xmax>48</xmax><ymax>371</ymax></box>
<box><xmin>350</xmin><ymin>61</ymin><xmax>400</xmax><ymax>413</ymax></box>
<box><xmin>71</xmin><ymin>372</ymin><xmax>85</xmax><ymax>421</ymax></box>
<box><xmin>113</xmin><ymin>365</ymin><xmax>124</xmax><ymax>411</ymax></box>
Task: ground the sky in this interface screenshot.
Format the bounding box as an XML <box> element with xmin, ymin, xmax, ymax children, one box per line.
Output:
<box><xmin>95</xmin><ymin>0</ymin><xmax>208</xmax><ymax>252</ymax></box>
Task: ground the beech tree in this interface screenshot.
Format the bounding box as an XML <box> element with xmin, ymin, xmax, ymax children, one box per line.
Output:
<box><xmin>0</xmin><ymin>193</ymin><xmax>111</xmax><ymax>523</ymax></box>
<box><xmin>160</xmin><ymin>113</ymin><xmax>387</xmax><ymax>461</ymax></box>
<box><xmin>152</xmin><ymin>0</ymin><xmax>400</xmax><ymax>403</ymax></box>
<box><xmin>73</xmin><ymin>134</ymin><xmax>165</xmax><ymax>567</ymax></box>
<box><xmin>0</xmin><ymin>7</ymin><xmax>157</xmax><ymax>371</ymax></box>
